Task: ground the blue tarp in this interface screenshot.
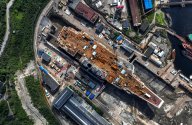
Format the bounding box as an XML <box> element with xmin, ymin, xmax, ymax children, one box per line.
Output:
<box><xmin>86</xmin><ymin>90</ymin><xmax>91</xmax><ymax>96</ymax></box>
<box><xmin>39</xmin><ymin>66</ymin><xmax>48</xmax><ymax>74</ymax></box>
<box><xmin>144</xmin><ymin>0</ymin><xmax>153</xmax><ymax>10</ymax></box>
<box><xmin>89</xmin><ymin>94</ymin><xmax>95</xmax><ymax>100</ymax></box>
<box><xmin>116</xmin><ymin>35</ymin><xmax>123</xmax><ymax>41</ymax></box>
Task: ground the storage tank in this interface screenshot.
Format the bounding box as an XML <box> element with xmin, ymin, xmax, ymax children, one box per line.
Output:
<box><xmin>149</xmin><ymin>55</ymin><xmax>162</xmax><ymax>67</ymax></box>
<box><xmin>39</xmin><ymin>66</ymin><xmax>48</xmax><ymax>74</ymax></box>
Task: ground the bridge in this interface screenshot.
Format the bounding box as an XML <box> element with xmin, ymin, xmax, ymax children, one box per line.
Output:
<box><xmin>160</xmin><ymin>0</ymin><xmax>192</xmax><ymax>8</ymax></box>
<box><xmin>155</xmin><ymin>26</ymin><xmax>187</xmax><ymax>44</ymax></box>
<box><xmin>165</xmin><ymin>29</ymin><xmax>187</xmax><ymax>44</ymax></box>
<box><xmin>165</xmin><ymin>28</ymin><xmax>192</xmax><ymax>50</ymax></box>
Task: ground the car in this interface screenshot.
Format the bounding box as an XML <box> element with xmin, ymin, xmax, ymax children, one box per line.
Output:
<box><xmin>45</xmin><ymin>89</ymin><xmax>50</xmax><ymax>97</ymax></box>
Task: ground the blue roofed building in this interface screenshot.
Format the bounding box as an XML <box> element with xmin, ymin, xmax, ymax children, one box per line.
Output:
<box><xmin>89</xmin><ymin>93</ymin><xmax>95</xmax><ymax>100</ymax></box>
<box><xmin>143</xmin><ymin>0</ymin><xmax>153</xmax><ymax>10</ymax></box>
<box><xmin>116</xmin><ymin>35</ymin><xmax>123</xmax><ymax>41</ymax></box>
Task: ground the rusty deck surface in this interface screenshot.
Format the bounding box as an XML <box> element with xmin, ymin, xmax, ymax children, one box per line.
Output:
<box><xmin>57</xmin><ymin>27</ymin><xmax>164</xmax><ymax>108</ymax></box>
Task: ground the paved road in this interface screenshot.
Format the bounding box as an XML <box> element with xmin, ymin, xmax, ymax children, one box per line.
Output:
<box><xmin>0</xmin><ymin>0</ymin><xmax>15</xmax><ymax>57</ymax></box>
<box><xmin>33</xmin><ymin>0</ymin><xmax>54</xmax><ymax>61</ymax></box>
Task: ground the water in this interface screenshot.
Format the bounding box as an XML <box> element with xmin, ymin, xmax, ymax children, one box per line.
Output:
<box><xmin>163</xmin><ymin>6</ymin><xmax>192</xmax><ymax>77</ymax></box>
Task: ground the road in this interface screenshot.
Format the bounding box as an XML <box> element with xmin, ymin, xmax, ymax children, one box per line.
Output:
<box><xmin>33</xmin><ymin>1</ymin><xmax>76</xmax><ymax>124</ymax></box>
<box><xmin>33</xmin><ymin>0</ymin><xmax>54</xmax><ymax>61</ymax></box>
<box><xmin>0</xmin><ymin>0</ymin><xmax>15</xmax><ymax>57</ymax></box>
<box><xmin>15</xmin><ymin>66</ymin><xmax>47</xmax><ymax>125</ymax></box>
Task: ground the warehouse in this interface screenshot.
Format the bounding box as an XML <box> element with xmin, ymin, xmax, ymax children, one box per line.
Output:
<box><xmin>128</xmin><ymin>0</ymin><xmax>141</xmax><ymax>26</ymax></box>
<box><xmin>53</xmin><ymin>87</ymin><xmax>110</xmax><ymax>125</ymax></box>
<box><xmin>42</xmin><ymin>73</ymin><xmax>60</xmax><ymax>94</ymax></box>
<box><xmin>68</xmin><ymin>0</ymin><xmax>99</xmax><ymax>24</ymax></box>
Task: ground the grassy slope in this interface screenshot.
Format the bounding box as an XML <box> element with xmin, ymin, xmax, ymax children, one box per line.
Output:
<box><xmin>0</xmin><ymin>0</ymin><xmax>49</xmax><ymax>75</ymax></box>
<box><xmin>0</xmin><ymin>0</ymin><xmax>51</xmax><ymax>124</ymax></box>
<box><xmin>25</xmin><ymin>76</ymin><xmax>60</xmax><ymax>125</ymax></box>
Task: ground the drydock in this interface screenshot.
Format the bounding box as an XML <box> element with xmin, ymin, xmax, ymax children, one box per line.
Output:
<box><xmin>56</xmin><ymin>27</ymin><xmax>164</xmax><ymax>108</ymax></box>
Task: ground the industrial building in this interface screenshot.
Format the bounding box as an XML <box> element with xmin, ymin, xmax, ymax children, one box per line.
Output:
<box><xmin>56</xmin><ymin>27</ymin><xmax>164</xmax><ymax>108</ymax></box>
<box><xmin>128</xmin><ymin>0</ymin><xmax>141</xmax><ymax>26</ymax></box>
<box><xmin>139</xmin><ymin>21</ymin><xmax>149</xmax><ymax>34</ymax></box>
<box><xmin>53</xmin><ymin>87</ymin><xmax>110</xmax><ymax>125</ymax></box>
<box><xmin>95</xmin><ymin>23</ymin><xmax>104</xmax><ymax>34</ymax></box>
<box><xmin>68</xmin><ymin>0</ymin><xmax>99</xmax><ymax>24</ymax></box>
<box><xmin>144</xmin><ymin>45</ymin><xmax>155</xmax><ymax>58</ymax></box>
<box><xmin>42</xmin><ymin>72</ymin><xmax>60</xmax><ymax>94</ymax></box>
<box><xmin>120</xmin><ymin>40</ymin><xmax>134</xmax><ymax>57</ymax></box>
<box><xmin>42</xmin><ymin>53</ymin><xmax>51</xmax><ymax>65</ymax></box>
<box><xmin>122</xmin><ymin>19</ymin><xmax>130</xmax><ymax>29</ymax></box>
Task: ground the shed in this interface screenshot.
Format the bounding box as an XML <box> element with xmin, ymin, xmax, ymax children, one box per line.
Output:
<box><xmin>96</xmin><ymin>23</ymin><xmax>104</xmax><ymax>34</ymax></box>
<box><xmin>42</xmin><ymin>53</ymin><xmax>51</xmax><ymax>65</ymax></box>
<box><xmin>122</xmin><ymin>20</ymin><xmax>129</xmax><ymax>29</ymax></box>
<box><xmin>86</xmin><ymin>90</ymin><xmax>91</xmax><ymax>96</ymax></box>
<box><xmin>37</xmin><ymin>49</ymin><xmax>44</xmax><ymax>57</ymax></box>
<box><xmin>55</xmin><ymin>61</ymin><xmax>63</xmax><ymax>69</ymax></box>
<box><xmin>143</xmin><ymin>0</ymin><xmax>153</xmax><ymax>10</ymax></box>
<box><xmin>139</xmin><ymin>21</ymin><xmax>149</xmax><ymax>34</ymax></box>
<box><xmin>144</xmin><ymin>46</ymin><xmax>155</xmax><ymax>58</ymax></box>
<box><xmin>89</xmin><ymin>93</ymin><xmax>95</xmax><ymax>100</ymax></box>
<box><xmin>88</xmin><ymin>81</ymin><xmax>96</xmax><ymax>89</ymax></box>
<box><xmin>120</xmin><ymin>40</ymin><xmax>134</xmax><ymax>56</ymax></box>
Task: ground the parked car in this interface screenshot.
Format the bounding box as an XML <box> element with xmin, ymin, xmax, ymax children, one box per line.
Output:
<box><xmin>45</xmin><ymin>89</ymin><xmax>50</xmax><ymax>97</ymax></box>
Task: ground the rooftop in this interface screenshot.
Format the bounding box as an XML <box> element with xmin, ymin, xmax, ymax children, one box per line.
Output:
<box><xmin>69</xmin><ymin>1</ymin><xmax>99</xmax><ymax>24</ymax></box>
<box><xmin>42</xmin><ymin>73</ymin><xmax>60</xmax><ymax>94</ymax></box>
<box><xmin>56</xmin><ymin>27</ymin><xmax>164</xmax><ymax>108</ymax></box>
<box><xmin>128</xmin><ymin>0</ymin><xmax>141</xmax><ymax>26</ymax></box>
<box><xmin>42</xmin><ymin>53</ymin><xmax>51</xmax><ymax>64</ymax></box>
<box><xmin>143</xmin><ymin>0</ymin><xmax>153</xmax><ymax>10</ymax></box>
<box><xmin>53</xmin><ymin>87</ymin><xmax>110</xmax><ymax>125</ymax></box>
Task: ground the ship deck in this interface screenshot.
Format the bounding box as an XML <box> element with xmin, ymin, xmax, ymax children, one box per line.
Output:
<box><xmin>57</xmin><ymin>27</ymin><xmax>164</xmax><ymax>108</ymax></box>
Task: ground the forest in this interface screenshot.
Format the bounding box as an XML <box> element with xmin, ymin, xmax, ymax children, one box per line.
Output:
<box><xmin>0</xmin><ymin>0</ymin><xmax>51</xmax><ymax>124</ymax></box>
<box><xmin>25</xmin><ymin>76</ymin><xmax>60</xmax><ymax>125</ymax></box>
<box><xmin>0</xmin><ymin>0</ymin><xmax>7</xmax><ymax>44</ymax></box>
